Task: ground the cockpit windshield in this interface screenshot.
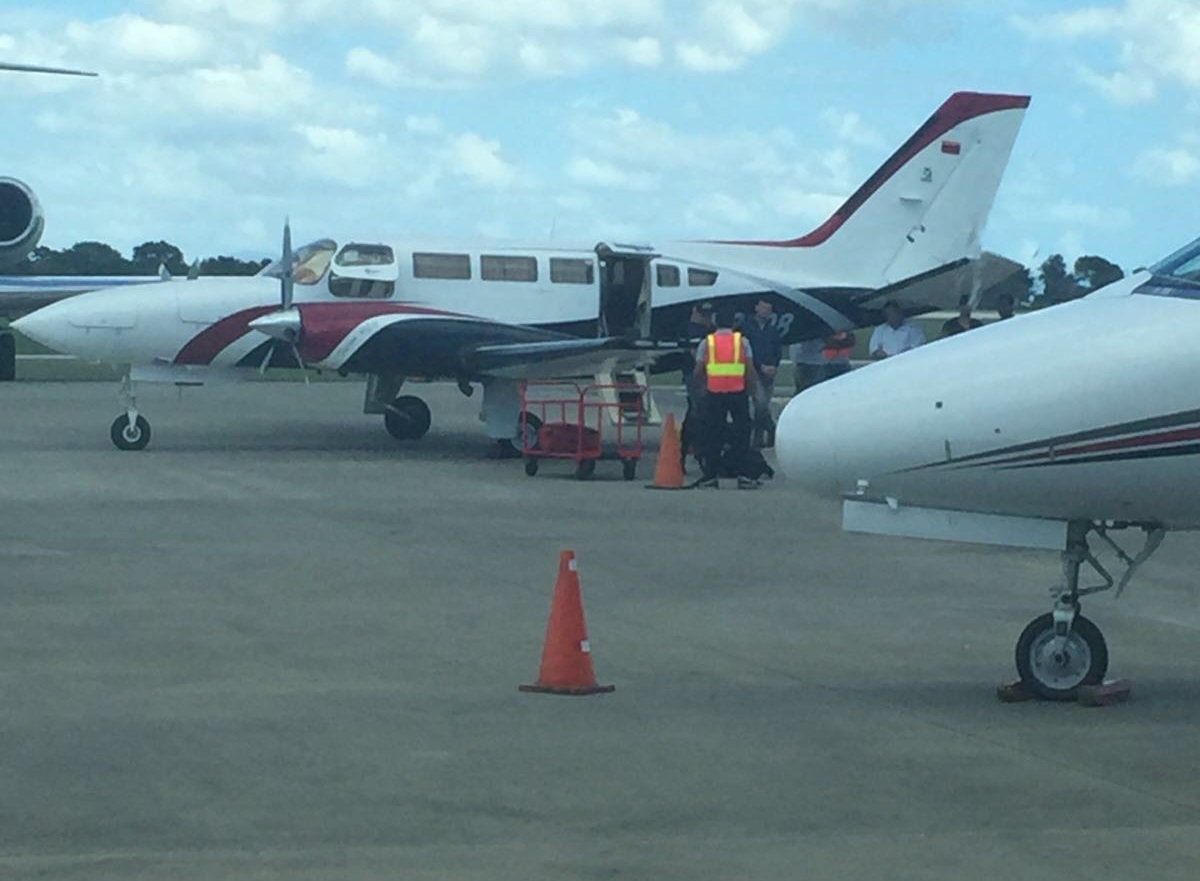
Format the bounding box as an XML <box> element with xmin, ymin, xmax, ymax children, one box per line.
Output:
<box><xmin>258</xmin><ymin>238</ymin><xmax>338</xmax><ymax>286</ymax></box>
<box><xmin>1150</xmin><ymin>236</ymin><xmax>1200</xmax><ymax>284</ymax></box>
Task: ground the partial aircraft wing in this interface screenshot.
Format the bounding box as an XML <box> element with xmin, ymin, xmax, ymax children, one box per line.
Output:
<box><xmin>0</xmin><ymin>61</ymin><xmax>96</xmax><ymax>77</ymax></box>
<box><xmin>467</xmin><ymin>336</ymin><xmax>684</xmax><ymax>380</ymax></box>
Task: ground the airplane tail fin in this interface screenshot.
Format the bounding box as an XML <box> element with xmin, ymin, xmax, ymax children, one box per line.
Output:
<box><xmin>708</xmin><ymin>92</ymin><xmax>1030</xmax><ymax>289</ymax></box>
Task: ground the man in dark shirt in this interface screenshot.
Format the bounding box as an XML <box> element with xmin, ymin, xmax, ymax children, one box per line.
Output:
<box><xmin>942</xmin><ymin>294</ymin><xmax>983</xmax><ymax>337</ymax></box>
<box><xmin>680</xmin><ymin>302</ymin><xmax>714</xmax><ymax>470</ymax></box>
<box><xmin>741</xmin><ymin>297</ymin><xmax>784</xmax><ymax>448</ymax></box>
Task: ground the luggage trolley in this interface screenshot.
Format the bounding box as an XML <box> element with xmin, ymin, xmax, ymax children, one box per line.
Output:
<box><xmin>520</xmin><ymin>380</ymin><xmax>646</xmax><ymax>480</ymax></box>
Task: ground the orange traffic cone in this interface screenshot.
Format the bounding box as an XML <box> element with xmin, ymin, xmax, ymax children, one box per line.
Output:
<box><xmin>520</xmin><ymin>550</ymin><xmax>615</xmax><ymax>696</ymax></box>
<box><xmin>645</xmin><ymin>411</ymin><xmax>685</xmax><ymax>490</ymax></box>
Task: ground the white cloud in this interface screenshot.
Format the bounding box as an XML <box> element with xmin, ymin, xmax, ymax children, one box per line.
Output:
<box><xmin>182</xmin><ymin>53</ymin><xmax>313</xmax><ymax>117</ymax></box>
<box><xmin>565</xmin><ymin>157</ymin><xmax>658</xmax><ymax>191</ymax></box>
<box><xmin>345</xmin><ymin>47</ymin><xmax>404</xmax><ymax>87</ymax></box>
<box><xmin>675</xmin><ymin>42</ymin><xmax>741</xmax><ymax>72</ymax></box>
<box><xmin>153</xmin><ymin>0</ymin><xmax>289</xmax><ymax>28</ymax></box>
<box><xmin>447</xmin><ymin>133</ymin><xmax>519</xmax><ymax>189</ymax></box>
<box><xmin>64</xmin><ymin>15</ymin><xmax>212</xmax><ymax>66</ymax></box>
<box><xmin>1015</xmin><ymin>0</ymin><xmax>1200</xmax><ymax>104</ymax></box>
<box><xmin>1134</xmin><ymin>146</ymin><xmax>1200</xmax><ymax>185</ymax></box>
<box><xmin>614</xmin><ymin>37</ymin><xmax>662</xmax><ymax>67</ymax></box>
<box><xmin>1046</xmin><ymin>200</ymin><xmax>1131</xmax><ymax>230</ymax></box>
<box><xmin>821</xmin><ymin>109</ymin><xmax>885</xmax><ymax>148</ymax></box>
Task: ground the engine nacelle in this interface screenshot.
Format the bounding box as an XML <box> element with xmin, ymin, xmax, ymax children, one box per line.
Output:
<box><xmin>0</xmin><ymin>177</ymin><xmax>44</xmax><ymax>269</ymax></box>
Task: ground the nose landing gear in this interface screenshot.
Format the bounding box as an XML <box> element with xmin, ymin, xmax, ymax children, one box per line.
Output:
<box><xmin>110</xmin><ymin>372</ymin><xmax>151</xmax><ymax>451</ymax></box>
<box><xmin>1015</xmin><ymin>520</ymin><xmax>1164</xmax><ymax>701</ymax></box>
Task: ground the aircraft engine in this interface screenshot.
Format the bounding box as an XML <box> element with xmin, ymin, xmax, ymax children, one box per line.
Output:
<box><xmin>0</xmin><ymin>177</ymin><xmax>44</xmax><ymax>269</ymax></box>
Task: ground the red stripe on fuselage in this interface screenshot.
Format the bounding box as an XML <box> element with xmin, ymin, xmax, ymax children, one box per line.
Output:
<box><xmin>297</xmin><ymin>302</ymin><xmax>457</xmax><ymax>363</ymax></box>
<box><xmin>173</xmin><ymin>302</ymin><xmax>466</xmax><ymax>366</ymax></box>
<box><xmin>970</xmin><ymin>424</ymin><xmax>1200</xmax><ymax>470</ymax></box>
<box><xmin>703</xmin><ymin>92</ymin><xmax>1030</xmax><ymax>249</ymax></box>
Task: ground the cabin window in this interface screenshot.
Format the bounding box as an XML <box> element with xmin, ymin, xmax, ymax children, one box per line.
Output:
<box><xmin>550</xmin><ymin>257</ymin><xmax>595</xmax><ymax>285</ymax></box>
<box><xmin>336</xmin><ymin>243</ymin><xmax>395</xmax><ymax>267</ymax></box>
<box><xmin>481</xmin><ymin>255</ymin><xmax>538</xmax><ymax>282</ymax></box>
<box><xmin>688</xmin><ymin>267</ymin><xmax>718</xmax><ymax>287</ymax></box>
<box><xmin>656</xmin><ymin>264</ymin><xmax>680</xmax><ymax>287</ymax></box>
<box><xmin>413</xmin><ymin>252</ymin><xmax>471</xmax><ymax>280</ymax></box>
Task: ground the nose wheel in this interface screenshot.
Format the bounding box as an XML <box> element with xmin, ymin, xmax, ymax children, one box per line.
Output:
<box><xmin>111</xmin><ymin>414</ymin><xmax>152</xmax><ymax>451</ymax></box>
<box><xmin>1016</xmin><ymin>611</ymin><xmax>1107</xmax><ymax>701</ymax></box>
<box><xmin>1012</xmin><ymin>520</ymin><xmax>1164</xmax><ymax>701</ymax></box>
<box><xmin>110</xmin><ymin>372</ymin><xmax>151</xmax><ymax>451</ymax></box>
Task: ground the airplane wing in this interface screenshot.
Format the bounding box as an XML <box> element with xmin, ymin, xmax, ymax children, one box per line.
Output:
<box><xmin>0</xmin><ymin>61</ymin><xmax>96</xmax><ymax>77</ymax></box>
<box><xmin>467</xmin><ymin>336</ymin><xmax>684</xmax><ymax>380</ymax></box>
<box><xmin>235</xmin><ymin>308</ymin><xmax>688</xmax><ymax>381</ymax></box>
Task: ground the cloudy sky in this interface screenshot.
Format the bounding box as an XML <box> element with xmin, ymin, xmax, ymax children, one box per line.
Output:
<box><xmin>1</xmin><ymin>0</ymin><xmax>1196</xmax><ymax>270</ymax></box>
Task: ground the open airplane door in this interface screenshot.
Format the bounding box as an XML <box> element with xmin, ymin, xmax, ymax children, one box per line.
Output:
<box><xmin>595</xmin><ymin>242</ymin><xmax>658</xmax><ymax>340</ymax></box>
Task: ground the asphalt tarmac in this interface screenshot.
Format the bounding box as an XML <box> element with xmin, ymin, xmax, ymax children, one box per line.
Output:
<box><xmin>3</xmin><ymin>381</ymin><xmax>1200</xmax><ymax>880</ymax></box>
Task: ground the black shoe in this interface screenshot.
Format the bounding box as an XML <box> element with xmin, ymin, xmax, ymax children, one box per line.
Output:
<box><xmin>689</xmin><ymin>476</ymin><xmax>719</xmax><ymax>489</ymax></box>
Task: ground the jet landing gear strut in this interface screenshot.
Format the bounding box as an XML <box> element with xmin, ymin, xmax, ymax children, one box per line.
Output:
<box><xmin>110</xmin><ymin>371</ymin><xmax>151</xmax><ymax>451</ymax></box>
<box><xmin>1015</xmin><ymin>520</ymin><xmax>1165</xmax><ymax>701</ymax></box>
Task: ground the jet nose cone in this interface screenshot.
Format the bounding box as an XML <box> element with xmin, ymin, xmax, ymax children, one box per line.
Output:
<box><xmin>11</xmin><ymin>302</ymin><xmax>67</xmax><ymax>352</ymax></box>
<box><xmin>776</xmin><ymin>382</ymin><xmax>846</xmax><ymax>499</ymax></box>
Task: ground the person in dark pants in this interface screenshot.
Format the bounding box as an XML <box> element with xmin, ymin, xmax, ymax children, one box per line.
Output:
<box><xmin>741</xmin><ymin>297</ymin><xmax>783</xmax><ymax>448</ymax></box>
<box><xmin>679</xmin><ymin>302</ymin><xmax>713</xmax><ymax>471</ymax></box>
<box><xmin>690</xmin><ymin>310</ymin><xmax>759</xmax><ymax>490</ymax></box>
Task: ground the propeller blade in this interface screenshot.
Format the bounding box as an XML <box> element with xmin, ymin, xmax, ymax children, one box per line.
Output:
<box><xmin>291</xmin><ymin>342</ymin><xmax>310</xmax><ymax>386</ymax></box>
<box><xmin>258</xmin><ymin>343</ymin><xmax>274</xmax><ymax>375</ymax></box>
<box><xmin>281</xmin><ymin>218</ymin><xmax>294</xmax><ymax>311</ymax></box>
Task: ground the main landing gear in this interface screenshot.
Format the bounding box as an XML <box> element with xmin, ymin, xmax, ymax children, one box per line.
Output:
<box><xmin>110</xmin><ymin>372</ymin><xmax>151</xmax><ymax>451</ymax></box>
<box><xmin>384</xmin><ymin>394</ymin><xmax>432</xmax><ymax>441</ymax></box>
<box><xmin>1015</xmin><ymin>520</ymin><xmax>1165</xmax><ymax>701</ymax></box>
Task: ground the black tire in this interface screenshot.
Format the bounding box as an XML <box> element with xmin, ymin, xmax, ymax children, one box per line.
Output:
<box><xmin>576</xmin><ymin>459</ymin><xmax>596</xmax><ymax>480</ymax></box>
<box><xmin>518</xmin><ymin>411</ymin><xmax>543</xmax><ymax>451</ymax></box>
<box><xmin>384</xmin><ymin>395</ymin><xmax>432</xmax><ymax>441</ymax></box>
<box><xmin>524</xmin><ymin>458</ymin><xmax>539</xmax><ymax>477</ymax></box>
<box><xmin>110</xmin><ymin>414</ymin><xmax>151</xmax><ymax>451</ymax></box>
<box><xmin>1015</xmin><ymin>612</ymin><xmax>1108</xmax><ymax>701</ymax></box>
<box><xmin>622</xmin><ymin>458</ymin><xmax>637</xmax><ymax>481</ymax></box>
<box><xmin>0</xmin><ymin>332</ymin><xmax>14</xmax><ymax>382</ymax></box>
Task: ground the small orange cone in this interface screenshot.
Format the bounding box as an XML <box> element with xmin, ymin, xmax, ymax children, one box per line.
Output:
<box><xmin>520</xmin><ymin>550</ymin><xmax>615</xmax><ymax>696</ymax></box>
<box><xmin>645</xmin><ymin>411</ymin><xmax>685</xmax><ymax>490</ymax></box>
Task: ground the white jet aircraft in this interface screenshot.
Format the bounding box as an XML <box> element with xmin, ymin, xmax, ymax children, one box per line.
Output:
<box><xmin>0</xmin><ymin>62</ymin><xmax>94</xmax><ymax>274</ymax></box>
<box><xmin>12</xmin><ymin>92</ymin><xmax>1029</xmax><ymax>454</ymax></box>
<box><xmin>776</xmin><ymin>237</ymin><xmax>1200</xmax><ymax>700</ymax></box>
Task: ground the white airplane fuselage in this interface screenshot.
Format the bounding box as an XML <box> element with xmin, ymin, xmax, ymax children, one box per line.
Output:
<box><xmin>777</xmin><ymin>271</ymin><xmax>1200</xmax><ymax>529</ymax></box>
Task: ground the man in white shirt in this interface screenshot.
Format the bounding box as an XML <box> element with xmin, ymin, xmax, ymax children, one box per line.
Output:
<box><xmin>868</xmin><ymin>301</ymin><xmax>926</xmax><ymax>360</ymax></box>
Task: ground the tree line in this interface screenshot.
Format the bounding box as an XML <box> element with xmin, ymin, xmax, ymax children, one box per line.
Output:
<box><xmin>985</xmin><ymin>253</ymin><xmax>1125</xmax><ymax>309</ymax></box>
<box><xmin>5</xmin><ymin>240</ymin><xmax>270</xmax><ymax>277</ymax></box>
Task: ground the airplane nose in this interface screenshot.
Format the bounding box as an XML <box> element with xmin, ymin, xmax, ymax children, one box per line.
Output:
<box><xmin>775</xmin><ymin>381</ymin><xmax>846</xmax><ymax>499</ymax></box>
<box><xmin>11</xmin><ymin>301</ymin><xmax>68</xmax><ymax>352</ymax></box>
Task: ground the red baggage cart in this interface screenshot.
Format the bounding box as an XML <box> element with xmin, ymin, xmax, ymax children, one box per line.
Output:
<box><xmin>520</xmin><ymin>380</ymin><xmax>646</xmax><ymax>480</ymax></box>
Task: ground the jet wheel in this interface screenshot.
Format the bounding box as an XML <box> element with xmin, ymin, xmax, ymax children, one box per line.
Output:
<box><xmin>384</xmin><ymin>395</ymin><xmax>432</xmax><ymax>441</ymax></box>
<box><xmin>1015</xmin><ymin>612</ymin><xmax>1108</xmax><ymax>701</ymax></box>
<box><xmin>110</xmin><ymin>414</ymin><xmax>152</xmax><ymax>451</ymax></box>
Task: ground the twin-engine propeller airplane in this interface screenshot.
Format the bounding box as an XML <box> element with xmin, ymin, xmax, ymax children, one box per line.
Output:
<box><xmin>11</xmin><ymin>92</ymin><xmax>1030</xmax><ymax>452</ymax></box>
<box><xmin>776</xmin><ymin>236</ymin><xmax>1200</xmax><ymax>700</ymax></box>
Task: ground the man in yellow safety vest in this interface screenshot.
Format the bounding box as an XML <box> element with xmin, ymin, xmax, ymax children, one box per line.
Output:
<box><xmin>690</xmin><ymin>310</ymin><xmax>759</xmax><ymax>489</ymax></box>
